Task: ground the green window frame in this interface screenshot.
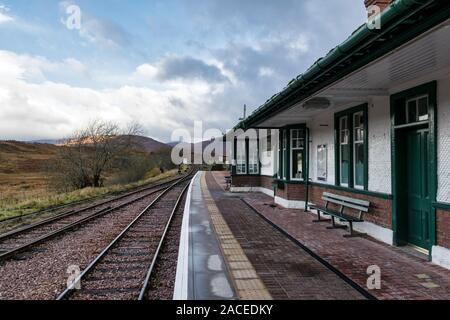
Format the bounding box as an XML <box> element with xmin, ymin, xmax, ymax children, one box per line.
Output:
<box><xmin>335</xmin><ymin>104</ymin><xmax>368</xmax><ymax>190</ymax></box>
<box><xmin>235</xmin><ymin>138</ymin><xmax>247</xmax><ymax>175</ymax></box>
<box><xmin>277</xmin><ymin>126</ymin><xmax>306</xmax><ymax>182</ymax></box>
<box><xmin>282</xmin><ymin>130</ymin><xmax>288</xmax><ymax>180</ymax></box>
<box><xmin>290</xmin><ymin>129</ymin><xmax>305</xmax><ymax>181</ymax></box>
<box><xmin>248</xmin><ymin>139</ymin><xmax>259</xmax><ymax>175</ymax></box>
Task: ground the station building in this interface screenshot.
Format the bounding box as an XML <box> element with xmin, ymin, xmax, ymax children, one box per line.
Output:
<box><xmin>229</xmin><ymin>0</ymin><xmax>450</xmax><ymax>269</ymax></box>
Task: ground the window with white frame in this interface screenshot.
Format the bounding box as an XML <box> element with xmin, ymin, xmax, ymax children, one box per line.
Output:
<box><xmin>406</xmin><ymin>95</ymin><xmax>429</xmax><ymax>123</ymax></box>
<box><xmin>248</xmin><ymin>140</ymin><xmax>259</xmax><ymax>174</ymax></box>
<box><xmin>353</xmin><ymin>112</ymin><xmax>365</xmax><ymax>189</ymax></box>
<box><xmin>339</xmin><ymin>116</ymin><xmax>350</xmax><ymax>187</ymax></box>
<box><xmin>267</xmin><ymin>131</ymin><xmax>272</xmax><ymax>152</ymax></box>
<box><xmin>282</xmin><ymin>130</ymin><xmax>287</xmax><ymax>180</ymax></box>
<box><xmin>236</xmin><ymin>139</ymin><xmax>247</xmax><ymax>174</ymax></box>
<box><xmin>336</xmin><ymin>105</ymin><xmax>368</xmax><ymax>190</ymax></box>
<box><xmin>277</xmin><ymin>132</ymin><xmax>281</xmax><ymax>179</ymax></box>
<box><xmin>291</xmin><ymin>129</ymin><xmax>305</xmax><ymax>180</ymax></box>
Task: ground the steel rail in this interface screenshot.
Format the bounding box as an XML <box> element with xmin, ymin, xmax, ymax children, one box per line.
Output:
<box><xmin>0</xmin><ymin>169</ymin><xmax>192</xmax><ymax>241</ymax></box>
<box><xmin>138</xmin><ymin>182</ymin><xmax>190</xmax><ymax>300</ymax></box>
<box><xmin>0</xmin><ymin>170</ymin><xmax>190</xmax><ymax>226</ymax></box>
<box><xmin>0</xmin><ymin>170</ymin><xmax>194</xmax><ymax>262</ymax></box>
<box><xmin>0</xmin><ymin>185</ymin><xmax>167</xmax><ymax>261</ymax></box>
<box><xmin>56</xmin><ymin>174</ymin><xmax>193</xmax><ymax>300</ymax></box>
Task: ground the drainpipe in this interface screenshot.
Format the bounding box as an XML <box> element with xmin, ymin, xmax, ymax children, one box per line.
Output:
<box><xmin>304</xmin><ymin>127</ymin><xmax>311</xmax><ymax>212</ymax></box>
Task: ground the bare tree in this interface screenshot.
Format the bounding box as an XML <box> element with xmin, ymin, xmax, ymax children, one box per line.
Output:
<box><xmin>54</xmin><ymin>120</ymin><xmax>143</xmax><ymax>189</ymax></box>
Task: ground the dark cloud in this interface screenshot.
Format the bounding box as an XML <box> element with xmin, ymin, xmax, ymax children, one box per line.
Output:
<box><xmin>183</xmin><ymin>0</ymin><xmax>367</xmax><ymax>118</ymax></box>
<box><xmin>157</xmin><ymin>56</ymin><xmax>228</xmax><ymax>82</ymax></box>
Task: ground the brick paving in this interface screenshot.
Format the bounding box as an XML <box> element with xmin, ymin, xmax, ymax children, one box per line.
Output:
<box><xmin>210</xmin><ymin>172</ymin><xmax>450</xmax><ymax>300</ymax></box>
<box><xmin>205</xmin><ymin>172</ymin><xmax>366</xmax><ymax>300</ymax></box>
<box><xmin>200</xmin><ymin>173</ymin><xmax>272</xmax><ymax>300</ymax></box>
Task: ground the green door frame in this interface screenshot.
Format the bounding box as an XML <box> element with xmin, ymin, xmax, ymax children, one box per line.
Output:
<box><xmin>390</xmin><ymin>81</ymin><xmax>437</xmax><ymax>256</ymax></box>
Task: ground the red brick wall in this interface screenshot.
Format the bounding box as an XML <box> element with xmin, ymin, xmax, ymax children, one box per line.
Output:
<box><xmin>231</xmin><ymin>175</ymin><xmax>261</xmax><ymax>188</ymax></box>
<box><xmin>437</xmin><ymin>209</ymin><xmax>450</xmax><ymax>249</ymax></box>
<box><xmin>232</xmin><ymin>175</ymin><xmax>392</xmax><ymax>229</ymax></box>
<box><xmin>231</xmin><ymin>175</ymin><xmax>449</xmax><ymax>248</ymax></box>
<box><xmin>275</xmin><ymin>183</ymin><xmax>306</xmax><ymax>201</ymax></box>
<box><xmin>260</xmin><ymin>176</ymin><xmax>274</xmax><ymax>190</ymax></box>
<box><xmin>232</xmin><ymin>175</ymin><xmax>274</xmax><ymax>190</ymax></box>
<box><xmin>308</xmin><ymin>185</ymin><xmax>392</xmax><ymax>229</ymax></box>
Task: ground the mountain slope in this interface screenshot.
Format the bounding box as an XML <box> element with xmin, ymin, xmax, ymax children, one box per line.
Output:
<box><xmin>122</xmin><ymin>135</ymin><xmax>170</xmax><ymax>153</ymax></box>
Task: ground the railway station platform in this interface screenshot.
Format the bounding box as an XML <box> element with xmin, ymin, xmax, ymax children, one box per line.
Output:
<box><xmin>175</xmin><ymin>171</ymin><xmax>450</xmax><ymax>300</ymax></box>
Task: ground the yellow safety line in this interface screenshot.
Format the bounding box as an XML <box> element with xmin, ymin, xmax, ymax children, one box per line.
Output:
<box><xmin>200</xmin><ymin>173</ymin><xmax>272</xmax><ymax>300</ymax></box>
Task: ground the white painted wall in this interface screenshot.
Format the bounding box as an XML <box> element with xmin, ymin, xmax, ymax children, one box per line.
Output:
<box><xmin>254</xmin><ymin>76</ymin><xmax>449</xmax><ymax>201</ymax></box>
<box><xmin>308</xmin><ymin>112</ymin><xmax>336</xmax><ymax>186</ymax></box>
<box><xmin>437</xmin><ymin>78</ymin><xmax>450</xmax><ymax>203</ymax></box>
<box><xmin>307</xmin><ymin>99</ymin><xmax>392</xmax><ymax>195</ymax></box>
<box><xmin>367</xmin><ymin>96</ymin><xmax>392</xmax><ymax>194</ymax></box>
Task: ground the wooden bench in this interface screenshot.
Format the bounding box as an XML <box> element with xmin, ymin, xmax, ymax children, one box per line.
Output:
<box><xmin>224</xmin><ymin>176</ymin><xmax>232</xmax><ymax>190</ymax></box>
<box><xmin>308</xmin><ymin>192</ymin><xmax>370</xmax><ymax>237</ymax></box>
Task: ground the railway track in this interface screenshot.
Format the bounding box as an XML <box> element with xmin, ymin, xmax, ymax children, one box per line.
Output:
<box><xmin>0</xmin><ymin>168</ymin><xmax>194</xmax><ymax>262</ymax></box>
<box><xmin>57</xmin><ymin>175</ymin><xmax>192</xmax><ymax>300</ymax></box>
<box><xmin>0</xmin><ymin>171</ymin><xmax>189</xmax><ymax>229</ymax></box>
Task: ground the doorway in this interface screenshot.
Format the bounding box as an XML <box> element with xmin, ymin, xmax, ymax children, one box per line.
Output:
<box><xmin>391</xmin><ymin>82</ymin><xmax>437</xmax><ymax>252</ymax></box>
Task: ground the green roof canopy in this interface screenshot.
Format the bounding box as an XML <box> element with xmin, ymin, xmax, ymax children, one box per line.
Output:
<box><xmin>236</xmin><ymin>0</ymin><xmax>450</xmax><ymax>129</ymax></box>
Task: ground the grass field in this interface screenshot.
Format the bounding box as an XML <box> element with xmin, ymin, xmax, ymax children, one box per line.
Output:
<box><xmin>0</xmin><ymin>141</ymin><xmax>58</xmax><ymax>212</ymax></box>
<box><xmin>0</xmin><ymin>140</ymin><xmax>177</xmax><ymax>221</ymax></box>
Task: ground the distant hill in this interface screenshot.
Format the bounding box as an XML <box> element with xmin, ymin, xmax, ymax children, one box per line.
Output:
<box><xmin>0</xmin><ymin>141</ymin><xmax>60</xmax><ymax>203</ymax></box>
<box><xmin>47</xmin><ymin>135</ymin><xmax>169</xmax><ymax>154</ymax></box>
<box><xmin>121</xmin><ymin>135</ymin><xmax>170</xmax><ymax>153</ymax></box>
<box><xmin>0</xmin><ymin>136</ymin><xmax>173</xmax><ymax>206</ymax></box>
<box><xmin>28</xmin><ymin>139</ymin><xmax>61</xmax><ymax>145</ymax></box>
<box><xmin>0</xmin><ymin>141</ymin><xmax>59</xmax><ymax>174</ymax></box>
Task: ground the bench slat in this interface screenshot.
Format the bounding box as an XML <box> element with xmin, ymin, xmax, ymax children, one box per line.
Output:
<box><xmin>310</xmin><ymin>205</ymin><xmax>363</xmax><ymax>222</ymax></box>
<box><xmin>323</xmin><ymin>192</ymin><xmax>370</xmax><ymax>207</ymax></box>
<box><xmin>321</xmin><ymin>196</ymin><xmax>370</xmax><ymax>212</ymax></box>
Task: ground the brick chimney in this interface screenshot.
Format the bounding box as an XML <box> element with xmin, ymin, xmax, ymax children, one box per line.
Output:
<box><xmin>365</xmin><ymin>0</ymin><xmax>391</xmax><ymax>18</ymax></box>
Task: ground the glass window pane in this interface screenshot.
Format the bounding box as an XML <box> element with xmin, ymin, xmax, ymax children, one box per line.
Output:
<box><xmin>292</xmin><ymin>150</ymin><xmax>303</xmax><ymax>180</ymax></box>
<box><xmin>354</xmin><ymin>114</ymin><xmax>361</xmax><ymax>128</ymax></box>
<box><xmin>341</xmin><ymin>144</ymin><xmax>350</xmax><ymax>185</ymax></box>
<box><xmin>359</xmin><ymin>114</ymin><xmax>365</xmax><ymax>127</ymax></box>
<box><xmin>299</xmin><ymin>139</ymin><xmax>305</xmax><ymax>148</ymax></box>
<box><xmin>236</xmin><ymin>140</ymin><xmax>246</xmax><ymax>174</ymax></box>
<box><xmin>340</xmin><ymin>116</ymin><xmax>348</xmax><ymax>130</ymax></box>
<box><xmin>418</xmin><ymin>97</ymin><xmax>429</xmax><ymax>121</ymax></box>
<box><xmin>407</xmin><ymin>100</ymin><xmax>417</xmax><ymax>123</ymax></box>
<box><xmin>340</xmin><ymin>129</ymin><xmax>349</xmax><ymax>145</ymax></box>
<box><xmin>354</xmin><ymin>143</ymin><xmax>365</xmax><ymax>187</ymax></box>
<box><xmin>354</xmin><ymin>128</ymin><xmax>364</xmax><ymax>143</ymax></box>
<box><xmin>284</xmin><ymin>148</ymin><xmax>288</xmax><ymax>179</ymax></box>
<box><xmin>317</xmin><ymin>145</ymin><xmax>327</xmax><ymax>181</ymax></box>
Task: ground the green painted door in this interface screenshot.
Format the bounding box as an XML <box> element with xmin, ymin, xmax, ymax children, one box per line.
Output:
<box><xmin>405</xmin><ymin>129</ymin><xmax>431</xmax><ymax>249</ymax></box>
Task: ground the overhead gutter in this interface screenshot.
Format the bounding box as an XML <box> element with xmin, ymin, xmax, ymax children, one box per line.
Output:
<box><xmin>235</xmin><ymin>0</ymin><xmax>450</xmax><ymax>130</ymax></box>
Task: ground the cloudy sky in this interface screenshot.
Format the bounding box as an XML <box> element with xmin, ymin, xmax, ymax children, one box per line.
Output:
<box><xmin>0</xmin><ymin>0</ymin><xmax>367</xmax><ymax>142</ymax></box>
